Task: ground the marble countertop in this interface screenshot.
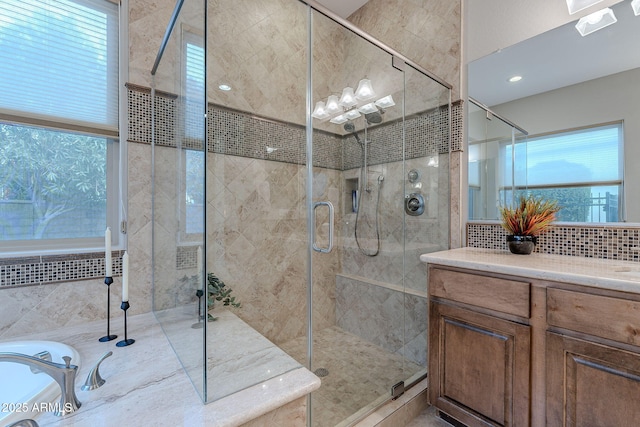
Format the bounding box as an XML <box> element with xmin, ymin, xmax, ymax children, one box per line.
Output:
<box><xmin>420</xmin><ymin>247</ymin><xmax>640</xmax><ymax>294</ymax></box>
<box><xmin>2</xmin><ymin>312</ymin><xmax>319</xmax><ymax>427</ymax></box>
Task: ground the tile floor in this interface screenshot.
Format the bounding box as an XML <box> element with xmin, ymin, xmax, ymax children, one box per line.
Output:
<box><xmin>280</xmin><ymin>326</ymin><xmax>425</xmax><ymax>427</ymax></box>
<box><xmin>406</xmin><ymin>406</ymin><xmax>455</xmax><ymax>427</ymax></box>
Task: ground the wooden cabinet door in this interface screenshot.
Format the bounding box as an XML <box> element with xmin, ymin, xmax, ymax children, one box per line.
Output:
<box><xmin>546</xmin><ymin>332</ymin><xmax>640</xmax><ymax>427</ymax></box>
<box><xmin>429</xmin><ymin>302</ymin><xmax>531</xmax><ymax>427</ymax></box>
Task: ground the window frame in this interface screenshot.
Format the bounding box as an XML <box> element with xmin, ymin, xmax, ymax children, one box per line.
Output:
<box><xmin>0</xmin><ymin>0</ymin><xmax>126</xmax><ymax>256</ymax></box>
<box><xmin>179</xmin><ymin>27</ymin><xmax>206</xmax><ymax>243</ymax></box>
<box><xmin>511</xmin><ymin>121</ymin><xmax>624</xmax><ymax>223</ymax></box>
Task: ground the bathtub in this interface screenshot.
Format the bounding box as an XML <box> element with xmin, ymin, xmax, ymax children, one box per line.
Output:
<box><xmin>0</xmin><ymin>341</ymin><xmax>81</xmax><ymax>426</ymax></box>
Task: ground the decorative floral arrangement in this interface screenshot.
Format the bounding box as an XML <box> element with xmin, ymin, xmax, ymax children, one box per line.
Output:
<box><xmin>500</xmin><ymin>195</ymin><xmax>560</xmax><ymax>237</ymax></box>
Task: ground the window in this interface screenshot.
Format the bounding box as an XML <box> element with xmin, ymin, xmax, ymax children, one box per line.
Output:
<box><xmin>0</xmin><ymin>0</ymin><xmax>120</xmax><ymax>253</ymax></box>
<box><xmin>182</xmin><ymin>35</ymin><xmax>205</xmax><ymax>236</ymax></box>
<box><xmin>522</xmin><ymin>123</ymin><xmax>623</xmax><ymax>222</ymax></box>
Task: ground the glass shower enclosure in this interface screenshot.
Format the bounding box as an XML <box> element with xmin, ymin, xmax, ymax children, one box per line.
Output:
<box><xmin>150</xmin><ymin>1</ymin><xmax>451</xmax><ymax>425</ymax></box>
<box><xmin>468</xmin><ymin>98</ymin><xmax>528</xmax><ymax>220</ymax></box>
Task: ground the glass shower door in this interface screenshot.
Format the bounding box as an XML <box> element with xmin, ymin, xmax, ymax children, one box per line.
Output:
<box><xmin>468</xmin><ymin>99</ymin><xmax>527</xmax><ymax>219</ymax></box>
<box><xmin>151</xmin><ymin>0</ymin><xmax>207</xmax><ymax>402</ymax></box>
<box><xmin>402</xmin><ymin>63</ymin><xmax>451</xmax><ymax>389</ymax></box>
<box><xmin>309</xmin><ymin>8</ymin><xmax>410</xmax><ymax>426</ymax></box>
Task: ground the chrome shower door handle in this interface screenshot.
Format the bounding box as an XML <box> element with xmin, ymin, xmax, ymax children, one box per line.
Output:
<box><xmin>312</xmin><ymin>201</ymin><xmax>334</xmax><ymax>253</ymax></box>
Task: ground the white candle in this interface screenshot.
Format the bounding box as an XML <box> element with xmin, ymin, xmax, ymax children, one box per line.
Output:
<box><xmin>122</xmin><ymin>251</ymin><xmax>129</xmax><ymax>301</ymax></box>
<box><xmin>105</xmin><ymin>227</ymin><xmax>113</xmax><ymax>277</ymax></box>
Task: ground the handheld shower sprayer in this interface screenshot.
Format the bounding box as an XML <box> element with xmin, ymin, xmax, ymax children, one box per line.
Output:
<box><xmin>344</xmin><ymin>121</ymin><xmax>361</xmax><ymax>144</ymax></box>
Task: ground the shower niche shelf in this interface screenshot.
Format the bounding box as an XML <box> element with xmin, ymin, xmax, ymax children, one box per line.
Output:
<box><xmin>345</xmin><ymin>177</ymin><xmax>359</xmax><ymax>214</ymax></box>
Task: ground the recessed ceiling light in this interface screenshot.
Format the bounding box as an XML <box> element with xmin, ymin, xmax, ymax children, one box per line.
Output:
<box><xmin>508</xmin><ymin>75</ymin><xmax>523</xmax><ymax>83</ymax></box>
<box><xmin>218</xmin><ymin>84</ymin><xmax>231</xmax><ymax>91</ymax></box>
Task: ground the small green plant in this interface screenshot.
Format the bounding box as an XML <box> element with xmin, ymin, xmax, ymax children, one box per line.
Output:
<box><xmin>180</xmin><ymin>272</ymin><xmax>241</xmax><ymax>321</ymax></box>
<box><xmin>500</xmin><ymin>195</ymin><xmax>560</xmax><ymax>236</ymax></box>
<box><xmin>206</xmin><ymin>272</ymin><xmax>241</xmax><ymax>321</ymax></box>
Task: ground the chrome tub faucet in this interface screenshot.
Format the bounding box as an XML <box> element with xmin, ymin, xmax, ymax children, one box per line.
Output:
<box><xmin>0</xmin><ymin>352</ymin><xmax>81</xmax><ymax>416</ymax></box>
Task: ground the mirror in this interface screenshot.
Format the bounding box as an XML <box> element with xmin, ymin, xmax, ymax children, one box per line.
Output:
<box><xmin>468</xmin><ymin>0</ymin><xmax>640</xmax><ymax>222</ymax></box>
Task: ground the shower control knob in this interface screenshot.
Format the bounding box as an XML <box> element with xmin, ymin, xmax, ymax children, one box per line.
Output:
<box><xmin>404</xmin><ymin>193</ymin><xmax>425</xmax><ymax>216</ymax></box>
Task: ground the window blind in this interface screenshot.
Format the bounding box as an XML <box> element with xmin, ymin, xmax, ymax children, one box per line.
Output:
<box><xmin>0</xmin><ymin>0</ymin><xmax>119</xmax><ymax>134</ymax></box>
<box><xmin>526</xmin><ymin>124</ymin><xmax>622</xmax><ymax>186</ymax></box>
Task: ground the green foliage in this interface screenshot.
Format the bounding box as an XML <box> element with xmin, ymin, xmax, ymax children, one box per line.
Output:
<box><xmin>0</xmin><ymin>123</ymin><xmax>107</xmax><ymax>237</ymax></box>
<box><xmin>181</xmin><ymin>272</ymin><xmax>241</xmax><ymax>322</ymax></box>
<box><xmin>184</xmin><ymin>149</ymin><xmax>204</xmax><ymax>205</ymax></box>
<box><xmin>526</xmin><ymin>188</ymin><xmax>591</xmax><ymax>222</ymax></box>
<box><xmin>206</xmin><ymin>272</ymin><xmax>241</xmax><ymax>321</ymax></box>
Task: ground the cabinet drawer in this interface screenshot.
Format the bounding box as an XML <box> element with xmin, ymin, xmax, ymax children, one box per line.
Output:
<box><xmin>429</xmin><ymin>267</ymin><xmax>531</xmax><ymax>318</ymax></box>
<box><xmin>547</xmin><ymin>288</ymin><xmax>640</xmax><ymax>346</ymax></box>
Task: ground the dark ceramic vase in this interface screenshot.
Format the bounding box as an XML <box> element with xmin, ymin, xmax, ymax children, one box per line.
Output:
<box><xmin>507</xmin><ymin>235</ymin><xmax>537</xmax><ymax>255</ymax></box>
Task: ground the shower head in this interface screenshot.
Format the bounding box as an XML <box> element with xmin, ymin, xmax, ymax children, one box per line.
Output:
<box><xmin>343</xmin><ymin>121</ymin><xmax>356</xmax><ymax>133</ymax></box>
<box><xmin>365</xmin><ymin>111</ymin><xmax>383</xmax><ymax>124</ymax></box>
<box><xmin>344</xmin><ymin>121</ymin><xmax>362</xmax><ymax>144</ymax></box>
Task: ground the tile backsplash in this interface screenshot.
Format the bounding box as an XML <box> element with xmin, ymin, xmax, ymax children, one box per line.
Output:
<box><xmin>468</xmin><ymin>222</ymin><xmax>640</xmax><ymax>262</ymax></box>
<box><xmin>0</xmin><ymin>251</ymin><xmax>124</xmax><ymax>288</ymax></box>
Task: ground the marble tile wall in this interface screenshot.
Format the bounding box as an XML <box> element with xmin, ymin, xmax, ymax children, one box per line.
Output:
<box><xmin>348</xmin><ymin>0</ymin><xmax>461</xmax><ymax>101</ymax></box>
<box><xmin>0</xmin><ymin>0</ymin><xmax>461</xmax><ymax>339</ymax></box>
<box><xmin>335</xmin><ymin>274</ymin><xmax>428</xmax><ymax>367</ymax></box>
<box><xmin>340</xmin><ymin>156</ymin><xmax>449</xmax><ymax>294</ymax></box>
<box><xmin>141</xmin><ymin>84</ymin><xmax>453</xmax><ymax>346</ymax></box>
<box><xmin>151</xmin><ymin>138</ymin><xmax>341</xmax><ymax>345</ymax></box>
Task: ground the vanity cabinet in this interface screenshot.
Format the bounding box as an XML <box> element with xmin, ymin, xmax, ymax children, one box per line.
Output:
<box><xmin>428</xmin><ymin>267</ymin><xmax>532</xmax><ymax>426</ymax></box>
<box><xmin>546</xmin><ymin>287</ymin><xmax>640</xmax><ymax>426</ymax></box>
<box><xmin>427</xmin><ymin>262</ymin><xmax>640</xmax><ymax>427</ymax></box>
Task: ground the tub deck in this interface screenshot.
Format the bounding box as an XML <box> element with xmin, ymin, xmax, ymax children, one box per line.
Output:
<box><xmin>0</xmin><ymin>312</ymin><xmax>319</xmax><ymax>427</ymax></box>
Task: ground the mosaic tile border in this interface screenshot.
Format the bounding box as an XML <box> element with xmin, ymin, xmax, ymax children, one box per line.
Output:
<box><xmin>467</xmin><ymin>222</ymin><xmax>640</xmax><ymax>262</ymax></box>
<box><xmin>0</xmin><ymin>88</ymin><xmax>459</xmax><ymax>288</ymax></box>
<box><xmin>127</xmin><ymin>85</ymin><xmax>458</xmax><ymax>171</ymax></box>
<box><xmin>176</xmin><ymin>245</ymin><xmax>198</xmax><ymax>270</ymax></box>
<box><xmin>0</xmin><ymin>251</ymin><xmax>125</xmax><ymax>288</ymax></box>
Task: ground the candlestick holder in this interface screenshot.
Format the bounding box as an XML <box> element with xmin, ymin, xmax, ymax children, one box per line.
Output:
<box><xmin>116</xmin><ymin>301</ymin><xmax>135</xmax><ymax>347</ymax></box>
<box><xmin>191</xmin><ymin>289</ymin><xmax>205</xmax><ymax>329</ymax></box>
<box><xmin>99</xmin><ymin>277</ymin><xmax>118</xmax><ymax>342</ymax></box>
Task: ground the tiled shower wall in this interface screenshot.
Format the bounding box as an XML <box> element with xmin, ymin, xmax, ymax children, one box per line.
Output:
<box><xmin>0</xmin><ymin>89</ymin><xmax>462</xmax><ymax>289</ymax></box>
<box><xmin>141</xmin><ymin>85</ymin><xmax>455</xmax><ymax>345</ymax></box>
<box><xmin>0</xmin><ymin>0</ymin><xmax>463</xmax><ymax>340</ymax></box>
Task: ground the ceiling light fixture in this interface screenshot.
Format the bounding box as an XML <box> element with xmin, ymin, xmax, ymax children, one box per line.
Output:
<box><xmin>565</xmin><ymin>0</ymin><xmax>603</xmax><ymax>15</ymax></box>
<box><xmin>355</xmin><ymin>78</ymin><xmax>375</xmax><ymax>101</ymax></box>
<box><xmin>311</xmin><ymin>101</ymin><xmax>330</xmax><ymax>120</ymax></box>
<box><xmin>344</xmin><ymin>109</ymin><xmax>361</xmax><ymax>120</ymax></box>
<box><xmin>325</xmin><ymin>95</ymin><xmax>342</xmax><ymax>114</ymax></box>
<box><xmin>358</xmin><ymin>103</ymin><xmax>378</xmax><ymax>114</ymax></box>
<box><xmin>632</xmin><ymin>0</ymin><xmax>640</xmax><ymax>16</ymax></box>
<box><xmin>329</xmin><ymin>114</ymin><xmax>348</xmax><ymax>124</ymax></box>
<box><xmin>338</xmin><ymin>87</ymin><xmax>357</xmax><ymax>108</ymax></box>
<box><xmin>374</xmin><ymin>95</ymin><xmax>395</xmax><ymax>109</ymax></box>
<box><xmin>508</xmin><ymin>75</ymin><xmax>523</xmax><ymax>83</ymax></box>
<box><xmin>312</xmin><ymin>79</ymin><xmax>395</xmax><ymax>125</ymax></box>
<box><xmin>575</xmin><ymin>7</ymin><xmax>617</xmax><ymax>36</ymax></box>
<box><xmin>218</xmin><ymin>84</ymin><xmax>232</xmax><ymax>91</ymax></box>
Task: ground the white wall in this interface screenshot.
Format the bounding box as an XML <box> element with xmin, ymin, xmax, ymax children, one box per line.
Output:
<box><xmin>465</xmin><ymin>0</ymin><xmax>622</xmax><ymax>62</ymax></box>
<box><xmin>492</xmin><ymin>68</ymin><xmax>640</xmax><ymax>222</ymax></box>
